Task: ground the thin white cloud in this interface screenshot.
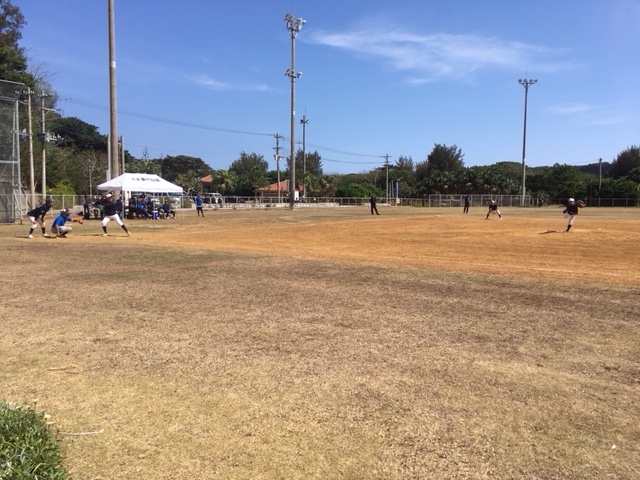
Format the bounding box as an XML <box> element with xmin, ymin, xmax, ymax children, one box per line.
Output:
<box><xmin>548</xmin><ymin>102</ymin><xmax>632</xmax><ymax>126</ymax></box>
<box><xmin>183</xmin><ymin>73</ymin><xmax>271</xmax><ymax>92</ymax></box>
<box><xmin>547</xmin><ymin>103</ymin><xmax>603</xmax><ymax>115</ymax></box>
<box><xmin>308</xmin><ymin>28</ymin><xmax>568</xmax><ymax>82</ymax></box>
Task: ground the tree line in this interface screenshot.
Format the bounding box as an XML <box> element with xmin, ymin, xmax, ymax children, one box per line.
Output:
<box><xmin>3</xmin><ymin>0</ymin><xmax>639</xmax><ymax>202</ymax></box>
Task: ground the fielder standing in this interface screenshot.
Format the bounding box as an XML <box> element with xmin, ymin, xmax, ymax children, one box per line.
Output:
<box><xmin>562</xmin><ymin>197</ymin><xmax>585</xmax><ymax>233</ymax></box>
<box><xmin>94</xmin><ymin>192</ymin><xmax>131</xmax><ymax>237</ymax></box>
<box><xmin>485</xmin><ymin>200</ymin><xmax>502</xmax><ymax>220</ymax></box>
<box><xmin>26</xmin><ymin>197</ymin><xmax>54</xmax><ymax>238</ymax></box>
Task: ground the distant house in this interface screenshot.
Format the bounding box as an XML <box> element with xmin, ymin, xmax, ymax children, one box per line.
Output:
<box><xmin>257</xmin><ymin>180</ymin><xmax>302</xmax><ymax>201</ymax></box>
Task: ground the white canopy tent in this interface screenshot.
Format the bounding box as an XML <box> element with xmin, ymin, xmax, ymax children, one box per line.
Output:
<box><xmin>97</xmin><ymin>173</ymin><xmax>183</xmax><ymax>194</ymax></box>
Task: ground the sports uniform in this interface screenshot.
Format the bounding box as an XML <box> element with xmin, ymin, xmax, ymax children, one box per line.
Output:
<box><xmin>26</xmin><ymin>198</ymin><xmax>53</xmax><ymax>238</ymax></box>
<box><xmin>485</xmin><ymin>200</ymin><xmax>502</xmax><ymax>219</ymax></box>
<box><xmin>51</xmin><ymin>209</ymin><xmax>77</xmax><ymax>237</ymax></box>
<box><xmin>562</xmin><ymin>198</ymin><xmax>583</xmax><ymax>233</ymax></box>
<box><xmin>94</xmin><ymin>193</ymin><xmax>131</xmax><ymax>237</ymax></box>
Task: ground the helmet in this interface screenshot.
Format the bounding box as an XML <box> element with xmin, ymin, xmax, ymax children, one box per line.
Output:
<box><xmin>45</xmin><ymin>197</ymin><xmax>53</xmax><ymax>204</ymax></box>
<box><xmin>60</xmin><ymin>208</ymin><xmax>68</xmax><ymax>215</ymax></box>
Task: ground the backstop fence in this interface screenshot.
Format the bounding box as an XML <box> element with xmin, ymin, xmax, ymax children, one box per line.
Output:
<box><xmin>0</xmin><ymin>80</ymin><xmax>24</xmax><ymax>224</ymax></box>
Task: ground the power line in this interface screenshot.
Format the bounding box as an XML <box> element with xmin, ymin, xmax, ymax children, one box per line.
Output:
<box><xmin>306</xmin><ymin>142</ymin><xmax>383</xmax><ymax>158</ymax></box>
<box><xmin>61</xmin><ymin>97</ymin><xmax>274</xmax><ymax>137</ymax></box>
<box><xmin>59</xmin><ymin>96</ymin><xmax>388</xmax><ymax>162</ymax></box>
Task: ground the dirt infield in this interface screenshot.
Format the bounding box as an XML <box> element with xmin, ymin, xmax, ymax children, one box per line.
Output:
<box><xmin>122</xmin><ymin>206</ymin><xmax>639</xmax><ymax>286</ymax></box>
<box><xmin>1</xmin><ymin>206</ymin><xmax>639</xmax><ymax>479</ymax></box>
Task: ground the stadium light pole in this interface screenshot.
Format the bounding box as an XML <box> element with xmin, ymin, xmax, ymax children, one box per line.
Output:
<box><xmin>518</xmin><ymin>78</ymin><xmax>537</xmax><ymax>206</ymax></box>
<box><xmin>285</xmin><ymin>13</ymin><xmax>305</xmax><ymax>209</ymax></box>
<box><xmin>300</xmin><ymin>114</ymin><xmax>309</xmax><ymax>199</ymax></box>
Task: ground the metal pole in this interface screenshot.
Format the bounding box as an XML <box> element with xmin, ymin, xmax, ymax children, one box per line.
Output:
<box><xmin>40</xmin><ymin>94</ymin><xmax>47</xmax><ymax>199</ymax></box>
<box><xmin>384</xmin><ymin>154</ymin><xmax>390</xmax><ymax>204</ymax></box>
<box><xmin>300</xmin><ymin>114</ymin><xmax>308</xmax><ymax>199</ymax></box>
<box><xmin>289</xmin><ymin>35</ymin><xmax>295</xmax><ymax>209</ymax></box>
<box><xmin>518</xmin><ymin>78</ymin><xmax>537</xmax><ymax>207</ymax></box>
<box><xmin>285</xmin><ymin>13</ymin><xmax>304</xmax><ymax>209</ymax></box>
<box><xmin>598</xmin><ymin>157</ymin><xmax>602</xmax><ymax>207</ymax></box>
<box><xmin>108</xmin><ymin>0</ymin><xmax>119</xmax><ymax>179</ymax></box>
<box><xmin>27</xmin><ymin>88</ymin><xmax>35</xmax><ymax>207</ymax></box>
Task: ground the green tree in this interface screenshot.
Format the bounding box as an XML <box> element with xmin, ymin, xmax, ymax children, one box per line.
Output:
<box><xmin>229</xmin><ymin>151</ymin><xmax>269</xmax><ymax>195</ymax></box>
<box><xmin>609</xmin><ymin>146</ymin><xmax>640</xmax><ymax>179</ymax></box>
<box><xmin>295</xmin><ymin>149</ymin><xmax>323</xmax><ymax>176</ymax></box>
<box><xmin>544</xmin><ymin>163</ymin><xmax>588</xmax><ymax>199</ymax></box>
<box><xmin>160</xmin><ymin>155</ymin><xmax>212</xmax><ymax>183</ymax></box>
<box><xmin>425</xmin><ymin>144</ymin><xmax>465</xmax><ymax>176</ymax></box>
<box><xmin>335</xmin><ymin>182</ymin><xmax>382</xmax><ymax>198</ymax></box>
<box><xmin>0</xmin><ymin>1</ymin><xmax>35</xmax><ymax>87</ymax></box>
<box><xmin>0</xmin><ymin>0</ymin><xmax>25</xmax><ymax>49</ymax></box>
<box><xmin>174</xmin><ymin>170</ymin><xmax>201</xmax><ymax>196</ymax></box>
<box><xmin>599</xmin><ymin>177</ymin><xmax>640</xmax><ymax>199</ymax></box>
<box><xmin>48</xmin><ymin>116</ymin><xmax>106</xmax><ymax>152</ymax></box>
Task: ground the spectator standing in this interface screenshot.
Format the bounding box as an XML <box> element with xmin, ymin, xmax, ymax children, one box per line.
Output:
<box><xmin>82</xmin><ymin>195</ymin><xmax>90</xmax><ymax>219</ymax></box>
<box><xmin>195</xmin><ymin>194</ymin><xmax>205</xmax><ymax>217</ymax></box>
<box><xmin>26</xmin><ymin>197</ymin><xmax>54</xmax><ymax>238</ymax></box>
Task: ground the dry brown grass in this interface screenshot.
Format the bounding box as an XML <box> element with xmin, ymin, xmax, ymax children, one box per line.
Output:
<box><xmin>1</xmin><ymin>206</ymin><xmax>639</xmax><ymax>479</ymax></box>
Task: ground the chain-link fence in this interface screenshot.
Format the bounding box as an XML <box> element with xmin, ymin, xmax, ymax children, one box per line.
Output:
<box><xmin>0</xmin><ymin>79</ymin><xmax>27</xmax><ymax>224</ymax></box>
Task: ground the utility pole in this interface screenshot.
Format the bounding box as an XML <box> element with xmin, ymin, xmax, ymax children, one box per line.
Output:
<box><xmin>39</xmin><ymin>93</ymin><xmax>54</xmax><ymax>199</ymax></box>
<box><xmin>598</xmin><ymin>157</ymin><xmax>602</xmax><ymax>207</ymax></box>
<box><xmin>285</xmin><ymin>13</ymin><xmax>305</xmax><ymax>209</ymax></box>
<box><xmin>518</xmin><ymin>78</ymin><xmax>537</xmax><ymax>207</ymax></box>
<box><xmin>26</xmin><ymin>88</ymin><xmax>35</xmax><ymax>207</ymax></box>
<box><xmin>300</xmin><ymin>114</ymin><xmax>309</xmax><ymax>199</ymax></box>
<box><xmin>384</xmin><ymin>154</ymin><xmax>390</xmax><ymax>204</ymax></box>
<box><xmin>273</xmin><ymin>134</ymin><xmax>284</xmax><ymax>204</ymax></box>
<box><xmin>108</xmin><ymin>0</ymin><xmax>119</xmax><ymax>179</ymax></box>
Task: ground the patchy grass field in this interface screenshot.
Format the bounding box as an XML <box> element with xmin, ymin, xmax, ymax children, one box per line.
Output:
<box><xmin>1</xmin><ymin>206</ymin><xmax>639</xmax><ymax>479</ymax></box>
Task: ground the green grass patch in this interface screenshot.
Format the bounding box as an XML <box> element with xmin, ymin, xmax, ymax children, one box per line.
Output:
<box><xmin>0</xmin><ymin>400</ymin><xmax>68</xmax><ymax>479</ymax></box>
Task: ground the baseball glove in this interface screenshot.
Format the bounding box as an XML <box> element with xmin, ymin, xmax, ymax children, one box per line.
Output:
<box><xmin>578</xmin><ymin>200</ymin><xmax>586</xmax><ymax>207</ymax></box>
<box><xmin>77</xmin><ymin>218</ymin><xmax>84</xmax><ymax>224</ymax></box>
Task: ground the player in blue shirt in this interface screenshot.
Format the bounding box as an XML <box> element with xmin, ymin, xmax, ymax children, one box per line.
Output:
<box><xmin>26</xmin><ymin>197</ymin><xmax>54</xmax><ymax>238</ymax></box>
<box><xmin>195</xmin><ymin>194</ymin><xmax>204</xmax><ymax>217</ymax></box>
<box><xmin>51</xmin><ymin>208</ymin><xmax>83</xmax><ymax>238</ymax></box>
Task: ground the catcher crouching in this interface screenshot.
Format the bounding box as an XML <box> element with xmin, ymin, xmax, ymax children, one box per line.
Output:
<box><xmin>51</xmin><ymin>208</ymin><xmax>83</xmax><ymax>238</ymax></box>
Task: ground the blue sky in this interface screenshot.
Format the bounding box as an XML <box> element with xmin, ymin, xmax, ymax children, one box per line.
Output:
<box><xmin>17</xmin><ymin>0</ymin><xmax>640</xmax><ymax>174</ymax></box>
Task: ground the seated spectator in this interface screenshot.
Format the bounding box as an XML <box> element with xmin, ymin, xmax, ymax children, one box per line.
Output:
<box><xmin>161</xmin><ymin>202</ymin><xmax>176</xmax><ymax>219</ymax></box>
<box><xmin>135</xmin><ymin>200</ymin><xmax>150</xmax><ymax>219</ymax></box>
<box><xmin>145</xmin><ymin>197</ymin><xmax>155</xmax><ymax>216</ymax></box>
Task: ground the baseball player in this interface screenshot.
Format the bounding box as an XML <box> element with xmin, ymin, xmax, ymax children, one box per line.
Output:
<box><xmin>485</xmin><ymin>200</ymin><xmax>502</xmax><ymax>220</ymax></box>
<box><xmin>26</xmin><ymin>197</ymin><xmax>54</xmax><ymax>238</ymax></box>
<box><xmin>94</xmin><ymin>192</ymin><xmax>131</xmax><ymax>237</ymax></box>
<box><xmin>562</xmin><ymin>198</ymin><xmax>585</xmax><ymax>233</ymax></box>
<box><xmin>51</xmin><ymin>208</ymin><xmax>83</xmax><ymax>238</ymax></box>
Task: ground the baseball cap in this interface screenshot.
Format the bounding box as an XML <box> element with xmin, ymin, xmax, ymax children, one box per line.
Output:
<box><xmin>568</xmin><ymin>198</ymin><xmax>575</xmax><ymax>202</ymax></box>
<box><xmin>105</xmin><ymin>193</ymin><xmax>113</xmax><ymax>198</ymax></box>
